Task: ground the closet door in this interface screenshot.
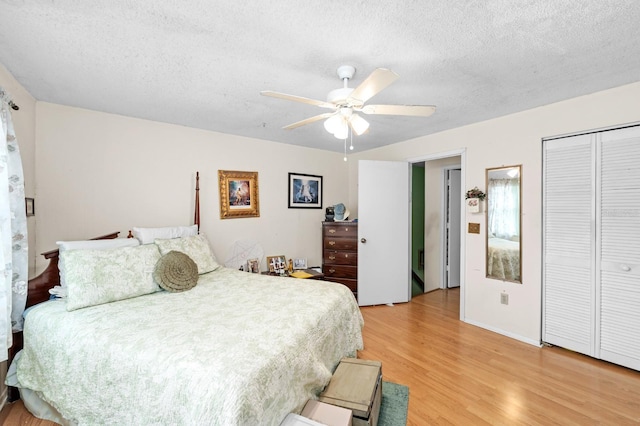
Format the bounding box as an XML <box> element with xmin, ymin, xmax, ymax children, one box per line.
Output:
<box><xmin>598</xmin><ymin>127</ymin><xmax>640</xmax><ymax>369</ymax></box>
<box><xmin>542</xmin><ymin>135</ymin><xmax>596</xmax><ymax>356</ymax></box>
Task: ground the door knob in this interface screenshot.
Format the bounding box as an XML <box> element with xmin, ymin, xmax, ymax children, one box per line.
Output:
<box><xmin>361</xmin><ymin>238</ymin><xmax>367</xmax><ymax>243</ymax></box>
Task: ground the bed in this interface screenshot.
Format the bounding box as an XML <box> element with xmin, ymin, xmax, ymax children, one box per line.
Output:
<box><xmin>8</xmin><ymin>174</ymin><xmax>364</xmax><ymax>425</ymax></box>
<box><xmin>487</xmin><ymin>237</ymin><xmax>520</xmax><ymax>281</ymax></box>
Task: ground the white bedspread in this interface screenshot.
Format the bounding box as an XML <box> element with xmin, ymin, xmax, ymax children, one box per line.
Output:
<box><xmin>15</xmin><ymin>268</ymin><xmax>364</xmax><ymax>425</ymax></box>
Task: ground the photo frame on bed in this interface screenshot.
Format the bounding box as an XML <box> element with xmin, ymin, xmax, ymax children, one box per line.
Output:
<box><xmin>218</xmin><ymin>170</ymin><xmax>260</xmax><ymax>219</ymax></box>
<box><xmin>288</xmin><ymin>172</ymin><xmax>322</xmax><ymax>209</ymax></box>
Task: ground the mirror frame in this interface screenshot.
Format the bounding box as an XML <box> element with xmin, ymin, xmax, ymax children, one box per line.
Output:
<box><xmin>485</xmin><ymin>165</ymin><xmax>522</xmax><ymax>283</ymax></box>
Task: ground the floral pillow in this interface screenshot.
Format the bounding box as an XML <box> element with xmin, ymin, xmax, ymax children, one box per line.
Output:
<box><xmin>154</xmin><ymin>234</ymin><xmax>220</xmax><ymax>274</ymax></box>
<box><xmin>62</xmin><ymin>244</ymin><xmax>162</xmax><ymax>311</ymax></box>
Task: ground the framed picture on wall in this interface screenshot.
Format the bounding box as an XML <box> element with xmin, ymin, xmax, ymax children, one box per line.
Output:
<box><xmin>25</xmin><ymin>197</ymin><xmax>35</xmax><ymax>216</ymax></box>
<box><xmin>218</xmin><ymin>170</ymin><xmax>260</xmax><ymax>219</ymax></box>
<box><xmin>288</xmin><ymin>172</ymin><xmax>322</xmax><ymax>209</ymax></box>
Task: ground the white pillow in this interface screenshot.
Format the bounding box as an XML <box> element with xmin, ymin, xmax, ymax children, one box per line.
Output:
<box><xmin>57</xmin><ymin>238</ymin><xmax>140</xmax><ymax>253</ymax></box>
<box><xmin>131</xmin><ymin>225</ymin><xmax>198</xmax><ymax>245</ymax></box>
<box><xmin>154</xmin><ymin>234</ymin><xmax>220</xmax><ymax>274</ymax></box>
<box><xmin>57</xmin><ymin>238</ymin><xmax>141</xmax><ymax>287</ymax></box>
<box><xmin>62</xmin><ymin>244</ymin><xmax>162</xmax><ymax>311</ymax></box>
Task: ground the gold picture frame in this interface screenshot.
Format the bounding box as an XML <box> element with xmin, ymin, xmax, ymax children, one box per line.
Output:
<box><xmin>266</xmin><ymin>255</ymin><xmax>287</xmax><ymax>274</ymax></box>
<box><xmin>218</xmin><ymin>170</ymin><xmax>260</xmax><ymax>219</ymax></box>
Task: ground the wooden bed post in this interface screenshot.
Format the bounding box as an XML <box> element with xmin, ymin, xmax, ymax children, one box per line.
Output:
<box><xmin>194</xmin><ymin>171</ymin><xmax>200</xmax><ymax>232</ymax></box>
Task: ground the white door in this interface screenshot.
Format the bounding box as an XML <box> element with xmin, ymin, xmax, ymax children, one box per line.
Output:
<box><xmin>542</xmin><ymin>134</ymin><xmax>596</xmax><ymax>356</ymax></box>
<box><xmin>358</xmin><ymin>160</ymin><xmax>410</xmax><ymax>306</ymax></box>
<box><xmin>446</xmin><ymin>169</ymin><xmax>461</xmax><ymax>288</ymax></box>
<box><xmin>598</xmin><ymin>126</ymin><xmax>640</xmax><ymax>370</ymax></box>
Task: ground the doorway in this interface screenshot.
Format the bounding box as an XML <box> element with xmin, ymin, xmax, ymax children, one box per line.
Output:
<box><xmin>444</xmin><ymin>167</ymin><xmax>462</xmax><ymax>288</ymax></box>
<box><xmin>408</xmin><ymin>150</ymin><xmax>465</xmax><ymax>319</ymax></box>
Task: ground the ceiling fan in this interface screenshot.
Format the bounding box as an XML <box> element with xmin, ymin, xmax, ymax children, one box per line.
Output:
<box><xmin>261</xmin><ymin>65</ymin><xmax>436</xmax><ymax>139</ymax></box>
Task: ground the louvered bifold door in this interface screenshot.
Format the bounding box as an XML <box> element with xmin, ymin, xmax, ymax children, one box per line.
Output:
<box><xmin>542</xmin><ymin>135</ymin><xmax>595</xmax><ymax>356</ymax></box>
<box><xmin>598</xmin><ymin>126</ymin><xmax>640</xmax><ymax>370</ymax></box>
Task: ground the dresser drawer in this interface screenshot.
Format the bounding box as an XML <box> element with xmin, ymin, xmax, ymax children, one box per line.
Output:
<box><xmin>325</xmin><ymin>277</ymin><xmax>357</xmax><ymax>293</ymax></box>
<box><xmin>323</xmin><ymin>238</ymin><xmax>357</xmax><ymax>251</ymax></box>
<box><xmin>323</xmin><ymin>264</ymin><xmax>357</xmax><ymax>279</ymax></box>
<box><xmin>324</xmin><ymin>250</ymin><xmax>357</xmax><ymax>265</ymax></box>
<box><xmin>324</xmin><ymin>224</ymin><xmax>358</xmax><ymax>237</ymax></box>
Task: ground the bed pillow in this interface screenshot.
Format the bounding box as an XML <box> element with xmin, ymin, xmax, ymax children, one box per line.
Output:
<box><xmin>154</xmin><ymin>234</ymin><xmax>220</xmax><ymax>274</ymax></box>
<box><xmin>131</xmin><ymin>225</ymin><xmax>198</xmax><ymax>245</ymax></box>
<box><xmin>153</xmin><ymin>251</ymin><xmax>199</xmax><ymax>292</ymax></box>
<box><xmin>62</xmin><ymin>244</ymin><xmax>162</xmax><ymax>311</ymax></box>
<box><xmin>57</xmin><ymin>238</ymin><xmax>140</xmax><ymax>253</ymax></box>
<box><xmin>57</xmin><ymin>238</ymin><xmax>141</xmax><ymax>287</ymax></box>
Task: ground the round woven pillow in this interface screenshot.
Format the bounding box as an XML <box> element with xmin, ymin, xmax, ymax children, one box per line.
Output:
<box><xmin>153</xmin><ymin>250</ymin><xmax>199</xmax><ymax>292</ymax></box>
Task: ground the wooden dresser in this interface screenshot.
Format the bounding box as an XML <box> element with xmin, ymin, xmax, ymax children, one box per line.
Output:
<box><xmin>322</xmin><ymin>221</ymin><xmax>358</xmax><ymax>296</ymax></box>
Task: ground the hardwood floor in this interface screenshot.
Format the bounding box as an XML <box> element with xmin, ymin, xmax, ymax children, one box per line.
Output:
<box><xmin>2</xmin><ymin>288</ymin><xmax>640</xmax><ymax>425</ymax></box>
<box><xmin>358</xmin><ymin>288</ymin><xmax>640</xmax><ymax>425</ymax></box>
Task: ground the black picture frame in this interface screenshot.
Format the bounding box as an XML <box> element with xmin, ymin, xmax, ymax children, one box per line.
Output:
<box><xmin>288</xmin><ymin>172</ymin><xmax>322</xmax><ymax>209</ymax></box>
<box><xmin>25</xmin><ymin>197</ymin><xmax>35</xmax><ymax>216</ymax></box>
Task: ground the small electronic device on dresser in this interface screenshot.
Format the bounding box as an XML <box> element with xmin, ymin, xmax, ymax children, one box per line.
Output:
<box><xmin>322</xmin><ymin>221</ymin><xmax>358</xmax><ymax>297</ymax></box>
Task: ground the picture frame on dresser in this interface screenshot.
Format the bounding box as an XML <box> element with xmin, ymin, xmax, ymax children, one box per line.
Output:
<box><xmin>288</xmin><ymin>172</ymin><xmax>322</xmax><ymax>209</ymax></box>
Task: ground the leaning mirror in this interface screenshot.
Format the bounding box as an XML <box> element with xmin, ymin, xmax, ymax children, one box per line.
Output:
<box><xmin>486</xmin><ymin>165</ymin><xmax>522</xmax><ymax>283</ymax></box>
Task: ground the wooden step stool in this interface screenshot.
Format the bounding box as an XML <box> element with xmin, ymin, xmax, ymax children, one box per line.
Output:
<box><xmin>319</xmin><ymin>358</ymin><xmax>382</xmax><ymax>426</ymax></box>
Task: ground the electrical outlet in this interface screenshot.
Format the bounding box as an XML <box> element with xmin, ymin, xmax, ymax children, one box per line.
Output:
<box><xmin>501</xmin><ymin>293</ymin><xmax>509</xmax><ymax>305</ymax></box>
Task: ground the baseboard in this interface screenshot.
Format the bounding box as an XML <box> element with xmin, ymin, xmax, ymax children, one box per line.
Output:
<box><xmin>463</xmin><ymin>318</ymin><xmax>542</xmax><ymax>347</ymax></box>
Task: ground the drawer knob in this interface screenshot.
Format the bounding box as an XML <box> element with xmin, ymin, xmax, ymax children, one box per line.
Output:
<box><xmin>329</xmin><ymin>229</ymin><xmax>336</xmax><ymax>234</ymax></box>
<box><xmin>328</xmin><ymin>241</ymin><xmax>336</xmax><ymax>246</ymax></box>
<box><xmin>329</xmin><ymin>256</ymin><xmax>336</xmax><ymax>260</ymax></box>
<box><xmin>345</xmin><ymin>227</ymin><xmax>350</xmax><ymax>232</ymax></box>
<box><xmin>329</xmin><ymin>269</ymin><xmax>336</xmax><ymax>273</ymax></box>
<box><xmin>361</xmin><ymin>238</ymin><xmax>367</xmax><ymax>243</ymax></box>
<box><xmin>345</xmin><ymin>254</ymin><xmax>349</xmax><ymax>258</ymax></box>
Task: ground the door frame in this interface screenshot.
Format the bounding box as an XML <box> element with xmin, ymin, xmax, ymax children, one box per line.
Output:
<box><xmin>441</xmin><ymin>166</ymin><xmax>462</xmax><ymax>289</ymax></box>
<box><xmin>408</xmin><ymin>149</ymin><xmax>466</xmax><ymax>321</ymax></box>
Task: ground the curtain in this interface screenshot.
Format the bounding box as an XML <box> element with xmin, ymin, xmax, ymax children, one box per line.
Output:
<box><xmin>487</xmin><ymin>178</ymin><xmax>520</xmax><ymax>240</ymax></box>
<box><xmin>0</xmin><ymin>88</ymin><xmax>28</xmax><ymax>362</ymax></box>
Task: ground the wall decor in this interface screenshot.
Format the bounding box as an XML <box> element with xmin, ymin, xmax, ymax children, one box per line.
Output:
<box><xmin>218</xmin><ymin>170</ymin><xmax>260</xmax><ymax>219</ymax></box>
<box><xmin>25</xmin><ymin>197</ymin><xmax>35</xmax><ymax>216</ymax></box>
<box><xmin>288</xmin><ymin>172</ymin><xmax>322</xmax><ymax>209</ymax></box>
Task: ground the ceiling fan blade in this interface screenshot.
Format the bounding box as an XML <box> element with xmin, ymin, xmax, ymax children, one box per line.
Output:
<box><xmin>260</xmin><ymin>91</ymin><xmax>335</xmax><ymax>109</ymax></box>
<box><xmin>347</xmin><ymin>68</ymin><xmax>399</xmax><ymax>106</ymax></box>
<box><xmin>283</xmin><ymin>112</ymin><xmax>336</xmax><ymax>130</ymax></box>
<box><xmin>360</xmin><ymin>104</ymin><xmax>436</xmax><ymax>117</ymax></box>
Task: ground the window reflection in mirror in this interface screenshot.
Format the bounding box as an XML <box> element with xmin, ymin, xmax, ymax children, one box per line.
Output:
<box><xmin>486</xmin><ymin>165</ymin><xmax>522</xmax><ymax>283</ymax></box>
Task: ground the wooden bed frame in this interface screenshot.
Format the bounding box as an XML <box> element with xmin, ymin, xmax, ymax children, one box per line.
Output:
<box><xmin>8</xmin><ymin>172</ymin><xmax>201</xmax><ymax>401</ymax></box>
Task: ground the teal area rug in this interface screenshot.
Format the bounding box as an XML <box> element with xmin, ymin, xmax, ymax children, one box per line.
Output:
<box><xmin>379</xmin><ymin>381</ymin><xmax>409</xmax><ymax>426</ymax></box>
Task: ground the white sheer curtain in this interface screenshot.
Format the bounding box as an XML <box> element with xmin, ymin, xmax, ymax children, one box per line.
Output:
<box><xmin>487</xmin><ymin>178</ymin><xmax>520</xmax><ymax>240</ymax></box>
<box><xmin>0</xmin><ymin>88</ymin><xmax>28</xmax><ymax>362</ymax></box>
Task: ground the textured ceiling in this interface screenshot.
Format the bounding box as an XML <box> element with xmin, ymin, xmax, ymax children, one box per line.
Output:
<box><xmin>1</xmin><ymin>1</ymin><xmax>640</xmax><ymax>153</ymax></box>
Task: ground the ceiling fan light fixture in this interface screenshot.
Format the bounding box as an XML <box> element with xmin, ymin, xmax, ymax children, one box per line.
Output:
<box><xmin>323</xmin><ymin>114</ymin><xmax>341</xmax><ymax>133</ymax></box>
<box><xmin>349</xmin><ymin>114</ymin><xmax>369</xmax><ymax>135</ymax></box>
<box><xmin>333</xmin><ymin>120</ymin><xmax>349</xmax><ymax>139</ymax></box>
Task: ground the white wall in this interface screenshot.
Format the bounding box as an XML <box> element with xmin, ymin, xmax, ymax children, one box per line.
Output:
<box><xmin>35</xmin><ymin>103</ymin><xmax>347</xmax><ymax>273</ymax></box>
<box><xmin>348</xmin><ymin>81</ymin><xmax>640</xmax><ymax>344</ymax></box>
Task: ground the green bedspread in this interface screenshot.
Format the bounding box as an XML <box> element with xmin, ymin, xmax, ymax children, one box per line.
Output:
<box><xmin>16</xmin><ymin>268</ymin><xmax>364</xmax><ymax>425</ymax></box>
